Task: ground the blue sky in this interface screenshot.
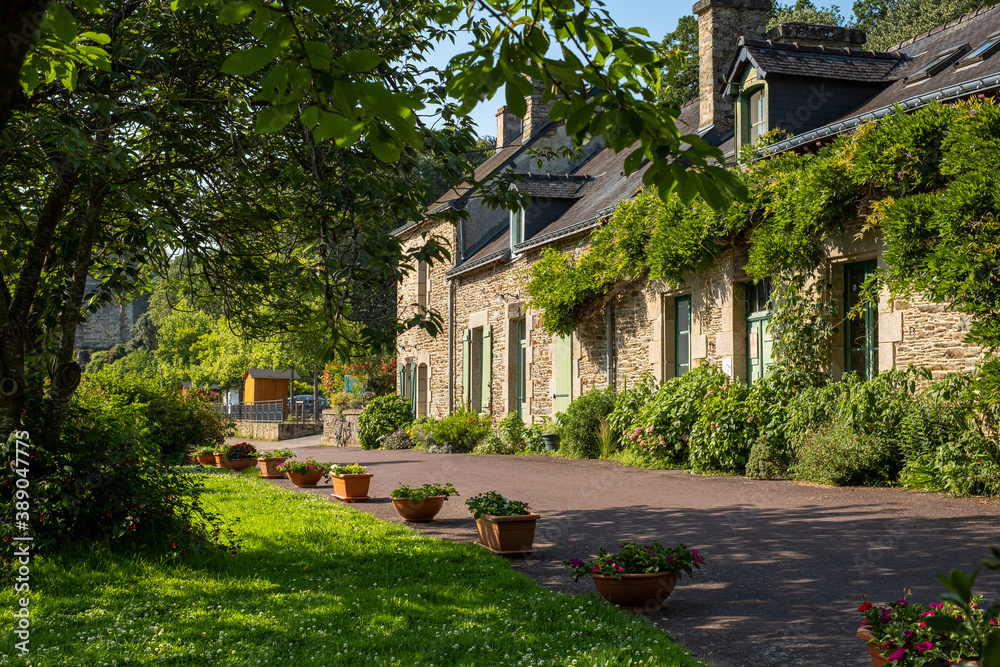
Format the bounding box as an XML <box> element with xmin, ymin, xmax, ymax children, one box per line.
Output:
<box><xmin>426</xmin><ymin>1</ymin><xmax>692</xmax><ymax>136</ymax></box>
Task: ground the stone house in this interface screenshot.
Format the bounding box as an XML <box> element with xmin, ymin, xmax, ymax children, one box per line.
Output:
<box><xmin>395</xmin><ymin>0</ymin><xmax>1000</xmax><ymax>421</ymax></box>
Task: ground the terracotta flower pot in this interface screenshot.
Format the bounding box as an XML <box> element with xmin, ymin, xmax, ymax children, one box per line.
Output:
<box><xmin>591</xmin><ymin>571</ymin><xmax>678</xmax><ymax>613</ymax></box>
<box><xmin>257</xmin><ymin>457</ymin><xmax>289</xmax><ymax>479</ymax></box>
<box><xmin>857</xmin><ymin>626</ymin><xmax>889</xmax><ymax>667</ymax></box>
<box><xmin>195</xmin><ymin>454</ymin><xmax>215</xmax><ymax>466</ymax></box>
<box><xmin>214</xmin><ymin>453</ymin><xmax>230</xmax><ymax>468</ymax></box>
<box><xmin>391</xmin><ymin>496</ymin><xmax>447</xmax><ymax>522</ymax></box>
<box><xmin>475</xmin><ymin>514</ymin><xmax>540</xmax><ymax>555</ymax></box>
<box><xmin>332</xmin><ymin>473</ymin><xmax>373</xmax><ymax>502</ymax></box>
<box><xmin>227</xmin><ymin>458</ymin><xmax>256</xmax><ymax>472</ymax></box>
<box><xmin>287</xmin><ymin>470</ymin><xmax>324</xmax><ymax>487</ymax></box>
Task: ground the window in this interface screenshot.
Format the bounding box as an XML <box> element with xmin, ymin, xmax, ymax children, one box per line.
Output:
<box><xmin>605</xmin><ymin>301</ymin><xmax>617</xmax><ymax>388</ymax></box>
<box><xmin>416</xmin><ymin>260</ymin><xmax>429</xmax><ymax>308</ymax></box>
<box><xmin>417</xmin><ymin>363</ymin><xmax>428</xmax><ymax>418</ymax></box>
<box><xmin>462</xmin><ymin>326</ymin><xmax>492</xmax><ymax>413</ymax></box>
<box><xmin>745</xmin><ymin>279</ymin><xmax>773</xmax><ymax>385</ymax></box>
<box><xmin>675</xmin><ymin>296</ymin><xmax>692</xmax><ymax>377</ymax></box>
<box><xmin>906</xmin><ymin>45</ymin><xmax>969</xmax><ymax>83</ymax></box>
<box><xmin>510</xmin><ymin>208</ymin><xmax>524</xmax><ymax>251</ymax></box>
<box><xmin>845</xmin><ymin>260</ymin><xmax>879</xmax><ymax>380</ymax></box>
<box><xmin>957</xmin><ymin>33</ymin><xmax>1000</xmax><ymax>67</ymax></box>
<box><xmin>515</xmin><ymin>318</ymin><xmax>527</xmax><ymax>420</ymax></box>
<box><xmin>748</xmin><ymin>88</ymin><xmax>766</xmax><ymax>144</ymax></box>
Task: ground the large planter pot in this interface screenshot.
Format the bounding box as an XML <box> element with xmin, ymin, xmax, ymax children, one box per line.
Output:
<box><xmin>287</xmin><ymin>470</ymin><xmax>324</xmax><ymax>487</ymax></box>
<box><xmin>332</xmin><ymin>473</ymin><xmax>373</xmax><ymax>502</ymax></box>
<box><xmin>195</xmin><ymin>454</ymin><xmax>215</xmax><ymax>466</ymax></box>
<box><xmin>391</xmin><ymin>496</ymin><xmax>447</xmax><ymax>522</ymax></box>
<box><xmin>475</xmin><ymin>514</ymin><xmax>540</xmax><ymax>556</ymax></box>
<box><xmin>857</xmin><ymin>626</ymin><xmax>889</xmax><ymax>667</ymax></box>
<box><xmin>227</xmin><ymin>458</ymin><xmax>256</xmax><ymax>472</ymax></box>
<box><xmin>592</xmin><ymin>571</ymin><xmax>678</xmax><ymax>613</ymax></box>
<box><xmin>257</xmin><ymin>457</ymin><xmax>289</xmax><ymax>479</ymax></box>
<box><xmin>541</xmin><ymin>434</ymin><xmax>560</xmax><ymax>451</ymax></box>
<box><xmin>213</xmin><ymin>453</ymin><xmax>230</xmax><ymax>468</ymax></box>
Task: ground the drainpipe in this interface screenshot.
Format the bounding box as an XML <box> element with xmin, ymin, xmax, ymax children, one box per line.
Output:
<box><xmin>448</xmin><ymin>277</ymin><xmax>455</xmax><ymax>414</ymax></box>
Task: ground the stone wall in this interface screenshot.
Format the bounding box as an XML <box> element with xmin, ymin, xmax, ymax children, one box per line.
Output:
<box><xmin>75</xmin><ymin>277</ymin><xmax>150</xmax><ymax>350</ymax></box>
<box><xmin>322</xmin><ymin>409</ymin><xmax>361</xmax><ymax>447</ymax></box>
<box><xmin>233</xmin><ymin>420</ymin><xmax>323</xmax><ymax>441</ymax></box>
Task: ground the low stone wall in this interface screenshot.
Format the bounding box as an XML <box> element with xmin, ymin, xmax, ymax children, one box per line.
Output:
<box><xmin>233</xmin><ymin>420</ymin><xmax>323</xmax><ymax>441</ymax></box>
<box><xmin>322</xmin><ymin>408</ymin><xmax>361</xmax><ymax>447</ymax></box>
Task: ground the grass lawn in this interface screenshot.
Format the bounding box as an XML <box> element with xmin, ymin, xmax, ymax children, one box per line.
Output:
<box><xmin>1</xmin><ymin>471</ymin><xmax>705</xmax><ymax>667</ymax></box>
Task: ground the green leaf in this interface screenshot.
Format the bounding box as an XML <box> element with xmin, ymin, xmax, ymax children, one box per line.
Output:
<box><xmin>368</xmin><ymin>123</ymin><xmax>403</xmax><ymax>163</ymax></box>
<box><xmin>983</xmin><ymin>630</ymin><xmax>1000</xmax><ymax>667</ymax></box>
<box><xmin>300</xmin><ymin>0</ymin><xmax>335</xmax><ymax>11</ymax></box>
<box><xmin>436</xmin><ymin>5</ymin><xmax>462</xmax><ymax>23</ymax></box>
<box><xmin>254</xmin><ymin>102</ymin><xmax>297</xmax><ymax>134</ymax></box>
<box><xmin>564</xmin><ymin>101</ymin><xmax>596</xmax><ymax>136</ymax></box>
<box><xmin>76</xmin><ymin>31</ymin><xmax>110</xmax><ymax>45</ymax></box>
<box><xmin>49</xmin><ymin>3</ymin><xmax>79</xmax><ymax>44</ymax></box>
<box><xmin>218</xmin><ymin>1</ymin><xmax>253</xmax><ymax>24</ymax></box>
<box><xmin>221</xmin><ymin>47</ymin><xmax>276</xmax><ymax>76</ymax></box>
<box><xmin>313</xmin><ymin>110</ymin><xmax>363</xmax><ymax>145</ymax></box>
<box><xmin>624</xmin><ymin>147</ymin><xmax>645</xmax><ymax>175</ymax></box>
<box><xmin>334</xmin><ymin>49</ymin><xmax>381</xmax><ymax>73</ymax></box>
<box><xmin>505</xmin><ymin>82</ymin><xmax>527</xmax><ymax>119</ymax></box>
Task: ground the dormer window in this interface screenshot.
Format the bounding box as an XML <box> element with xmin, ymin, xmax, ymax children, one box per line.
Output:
<box><xmin>736</xmin><ymin>66</ymin><xmax>767</xmax><ymax>153</ymax></box>
<box><xmin>510</xmin><ymin>207</ymin><xmax>524</xmax><ymax>252</ymax></box>
<box><xmin>956</xmin><ymin>33</ymin><xmax>1000</xmax><ymax>68</ymax></box>
<box><xmin>906</xmin><ymin>45</ymin><xmax>970</xmax><ymax>83</ymax></box>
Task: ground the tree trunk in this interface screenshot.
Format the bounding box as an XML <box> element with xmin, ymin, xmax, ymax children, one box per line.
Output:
<box><xmin>46</xmin><ymin>179</ymin><xmax>108</xmax><ymax>438</ymax></box>
<box><xmin>0</xmin><ymin>0</ymin><xmax>52</xmax><ymax>133</ymax></box>
<box><xmin>0</xmin><ymin>163</ymin><xmax>77</xmax><ymax>440</ymax></box>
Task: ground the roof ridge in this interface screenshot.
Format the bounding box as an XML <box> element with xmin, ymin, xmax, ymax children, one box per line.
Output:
<box><xmin>885</xmin><ymin>4</ymin><xmax>1000</xmax><ymax>53</ymax></box>
<box><xmin>742</xmin><ymin>37</ymin><xmax>906</xmax><ymax>60</ymax></box>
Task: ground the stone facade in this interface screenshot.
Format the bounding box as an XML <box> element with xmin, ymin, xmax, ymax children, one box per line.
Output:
<box><xmin>321</xmin><ymin>409</ymin><xmax>361</xmax><ymax>447</ymax></box>
<box><xmin>75</xmin><ymin>276</ymin><xmax>150</xmax><ymax>350</ymax></box>
<box><xmin>233</xmin><ymin>420</ymin><xmax>322</xmax><ymax>441</ymax></box>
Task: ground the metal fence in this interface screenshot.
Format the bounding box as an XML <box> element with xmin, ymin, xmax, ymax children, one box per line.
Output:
<box><xmin>216</xmin><ymin>400</ymin><xmax>285</xmax><ymax>423</ymax></box>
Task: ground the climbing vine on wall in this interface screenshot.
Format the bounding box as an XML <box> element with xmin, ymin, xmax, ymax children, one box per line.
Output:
<box><xmin>527</xmin><ymin>99</ymin><xmax>1000</xmax><ymax>350</ymax></box>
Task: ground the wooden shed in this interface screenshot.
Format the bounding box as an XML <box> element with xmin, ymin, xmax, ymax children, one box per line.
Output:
<box><xmin>242</xmin><ymin>369</ymin><xmax>301</xmax><ymax>405</ymax></box>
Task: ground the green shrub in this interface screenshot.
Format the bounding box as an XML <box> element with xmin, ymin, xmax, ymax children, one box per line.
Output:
<box><xmin>524</xmin><ymin>424</ymin><xmax>546</xmax><ymax>453</ymax></box>
<box><xmin>358</xmin><ymin>394</ymin><xmax>414</xmax><ymax>450</ymax></box>
<box><xmin>628</xmin><ymin>364</ymin><xmax>727</xmax><ymax>465</ymax></box>
<box><xmin>689</xmin><ymin>381</ymin><xmax>757</xmax><ymax>474</ymax></box>
<box><xmin>0</xmin><ymin>390</ymin><xmax>234</xmax><ymax>559</ymax></box>
<box><xmin>794</xmin><ymin>419</ymin><xmax>901</xmax><ymax>486</ymax></box>
<box><xmin>427</xmin><ymin>410</ymin><xmax>490</xmax><ymax>454</ymax></box>
<box><xmin>557</xmin><ymin>387</ymin><xmax>617</xmax><ymax>459</ymax></box>
<box><xmin>473</xmin><ymin>433</ymin><xmax>517</xmax><ymax>455</ymax></box>
<box><xmin>409</xmin><ymin>417</ymin><xmax>435</xmax><ymax>449</ymax></box>
<box><xmin>745</xmin><ymin>433</ymin><xmax>788</xmax><ymax>480</ymax></box>
<box><xmin>383</xmin><ymin>429</ymin><xmax>413</xmax><ymax>450</ymax></box>
<box><xmin>608</xmin><ymin>374</ymin><xmax>656</xmax><ymax>443</ymax></box>
<box><xmin>497</xmin><ymin>412</ymin><xmax>528</xmax><ymax>452</ymax></box>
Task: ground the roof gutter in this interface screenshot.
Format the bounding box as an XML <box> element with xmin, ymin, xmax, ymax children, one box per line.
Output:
<box><xmin>758</xmin><ymin>73</ymin><xmax>1000</xmax><ymax>158</ymax></box>
<box><xmin>514</xmin><ymin>206</ymin><xmax>615</xmax><ymax>254</ymax></box>
<box><xmin>445</xmin><ymin>249</ymin><xmax>510</xmax><ymax>279</ymax></box>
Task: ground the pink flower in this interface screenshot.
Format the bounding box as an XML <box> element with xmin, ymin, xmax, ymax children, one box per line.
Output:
<box><xmin>645</xmin><ymin>425</ymin><xmax>654</xmax><ymax>434</ymax></box>
<box><xmin>888</xmin><ymin>648</ymin><xmax>906</xmax><ymax>662</ymax></box>
<box><xmin>921</xmin><ymin>611</ymin><xmax>935</xmax><ymax>617</ymax></box>
<box><xmin>916</xmin><ymin>642</ymin><xmax>933</xmax><ymax>653</ymax></box>
<box><xmin>633</xmin><ymin>427</ymin><xmax>642</xmax><ymax>436</ymax></box>
<box><xmin>680</xmin><ymin>434</ymin><xmax>690</xmax><ymax>442</ymax></box>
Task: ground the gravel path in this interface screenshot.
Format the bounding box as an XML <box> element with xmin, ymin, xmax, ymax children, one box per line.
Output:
<box><xmin>228</xmin><ymin>436</ymin><xmax>1000</xmax><ymax>666</ymax></box>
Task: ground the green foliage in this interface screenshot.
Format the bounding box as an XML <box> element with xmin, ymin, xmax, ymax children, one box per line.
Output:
<box><xmin>746</xmin><ymin>435</ymin><xmax>789</xmax><ymax>480</ymax></box>
<box><xmin>794</xmin><ymin>422</ymin><xmax>901</xmax><ymax>486</ymax></box>
<box><xmin>331</xmin><ymin>463</ymin><xmax>368</xmax><ymax>476</ymax></box>
<box><xmin>768</xmin><ymin>278</ymin><xmax>838</xmax><ymax>382</ymax></box>
<box><xmin>497</xmin><ymin>412</ymin><xmax>529</xmax><ymax>452</ymax></box>
<box><xmin>465</xmin><ymin>491</ymin><xmax>530</xmax><ymax>519</ymax></box>
<box><xmin>858</xmin><ymin>0</ymin><xmax>985</xmax><ymax>51</ymax></box>
<box><xmin>564</xmin><ymin>541</ymin><xmax>704</xmax><ymax>581</ymax></box>
<box><xmin>768</xmin><ymin>0</ymin><xmax>846</xmax><ymax>28</ymax></box>
<box><xmin>608</xmin><ymin>374</ymin><xmax>657</xmax><ymax>443</ymax></box>
<box><xmin>557</xmin><ymin>387</ymin><xmax>617</xmax><ymax>459</ymax></box>
<box><xmin>596</xmin><ymin>419</ymin><xmax>616</xmax><ymax>459</ymax></box>
<box><xmin>689</xmin><ymin>382</ymin><xmax>757</xmax><ymax>474</ymax></box>
<box><xmin>358</xmin><ymin>394</ymin><xmax>414</xmax><ymax>450</ymax></box>
<box><xmin>391</xmin><ymin>483</ymin><xmax>458</xmax><ymax>500</ymax></box>
<box><xmin>474</xmin><ymin>432</ymin><xmax>518</xmax><ymax>455</ymax></box>
<box><xmin>408</xmin><ymin>417</ymin><xmax>435</xmax><ymax>449</ymax></box>
<box><xmin>1</xmin><ymin>393</ymin><xmax>235</xmax><ymax>558</ymax></box>
<box><xmin>425</xmin><ymin>411</ymin><xmax>491</xmax><ymax>454</ymax></box>
<box><xmin>383</xmin><ymin>428</ymin><xmax>414</xmax><ymax>450</ymax></box>
<box><xmin>657</xmin><ymin>16</ymin><xmax>699</xmax><ymax>110</ymax></box>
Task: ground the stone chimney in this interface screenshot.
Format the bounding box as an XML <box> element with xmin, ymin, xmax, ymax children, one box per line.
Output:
<box><xmin>693</xmin><ymin>0</ymin><xmax>770</xmax><ymax>136</ymax></box>
<box><xmin>495</xmin><ymin>106</ymin><xmax>523</xmax><ymax>147</ymax></box>
<box><xmin>523</xmin><ymin>77</ymin><xmax>554</xmax><ymax>139</ymax></box>
<box><xmin>765</xmin><ymin>22</ymin><xmax>867</xmax><ymax>47</ymax></box>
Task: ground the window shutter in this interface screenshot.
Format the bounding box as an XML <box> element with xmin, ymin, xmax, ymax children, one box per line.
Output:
<box><xmin>398</xmin><ymin>364</ymin><xmax>405</xmax><ymax>397</ymax></box>
<box><xmin>462</xmin><ymin>329</ymin><xmax>471</xmax><ymax>409</ymax></box>
<box><xmin>409</xmin><ymin>363</ymin><xmax>417</xmax><ymax>417</ymax></box>
<box><xmin>481</xmin><ymin>324</ymin><xmax>492</xmax><ymax>413</ymax></box>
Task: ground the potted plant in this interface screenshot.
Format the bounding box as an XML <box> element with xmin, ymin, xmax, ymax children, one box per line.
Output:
<box><xmin>330</xmin><ymin>463</ymin><xmax>373</xmax><ymax>502</ymax></box>
<box><xmin>465</xmin><ymin>491</ymin><xmax>540</xmax><ymax>555</ymax></box>
<box><xmin>213</xmin><ymin>445</ymin><xmax>229</xmax><ymax>468</ymax></box>
<box><xmin>540</xmin><ymin>417</ymin><xmax>560</xmax><ymax>451</ymax></box>
<box><xmin>194</xmin><ymin>446</ymin><xmax>216</xmax><ymax>466</ymax></box>
<box><xmin>564</xmin><ymin>541</ymin><xmax>705</xmax><ymax>613</ymax></box>
<box><xmin>390</xmin><ymin>483</ymin><xmax>458</xmax><ymax>522</ymax></box>
<box><xmin>257</xmin><ymin>447</ymin><xmax>294</xmax><ymax>479</ymax></box>
<box><xmin>856</xmin><ymin>597</ymin><xmax>984</xmax><ymax>666</ymax></box>
<box><xmin>275</xmin><ymin>457</ymin><xmax>331</xmax><ymax>487</ymax></box>
<box><xmin>224</xmin><ymin>442</ymin><xmax>258</xmax><ymax>471</ymax></box>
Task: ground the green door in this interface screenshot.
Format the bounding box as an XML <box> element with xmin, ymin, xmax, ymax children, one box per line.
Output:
<box><xmin>516</xmin><ymin>319</ymin><xmax>527</xmax><ymax>420</ymax></box>
<box><xmin>554</xmin><ymin>333</ymin><xmax>572</xmax><ymax>413</ymax></box>
<box><xmin>845</xmin><ymin>260</ymin><xmax>879</xmax><ymax>380</ymax></box>
<box><xmin>746</xmin><ymin>280</ymin><xmax>773</xmax><ymax>385</ymax></box>
<box><xmin>675</xmin><ymin>296</ymin><xmax>692</xmax><ymax>377</ymax></box>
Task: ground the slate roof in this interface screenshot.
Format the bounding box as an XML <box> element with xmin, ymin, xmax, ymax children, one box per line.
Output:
<box><xmin>729</xmin><ymin>39</ymin><xmax>906</xmax><ymax>87</ymax></box>
<box><xmin>763</xmin><ymin>4</ymin><xmax>1000</xmax><ymax>155</ymax></box>
<box><xmin>513</xmin><ymin>173</ymin><xmax>592</xmax><ymax>199</ymax></box>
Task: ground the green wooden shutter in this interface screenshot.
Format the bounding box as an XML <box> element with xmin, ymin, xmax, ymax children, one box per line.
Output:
<box><xmin>398</xmin><ymin>364</ymin><xmax>405</xmax><ymax>396</ymax></box>
<box><xmin>481</xmin><ymin>324</ymin><xmax>492</xmax><ymax>413</ymax></box>
<box><xmin>409</xmin><ymin>363</ymin><xmax>417</xmax><ymax>417</ymax></box>
<box><xmin>554</xmin><ymin>334</ymin><xmax>572</xmax><ymax>414</ymax></box>
<box><xmin>462</xmin><ymin>329</ymin><xmax>471</xmax><ymax>409</ymax></box>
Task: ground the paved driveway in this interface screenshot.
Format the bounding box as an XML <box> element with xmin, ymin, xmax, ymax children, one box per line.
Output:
<box><xmin>234</xmin><ymin>437</ymin><xmax>1000</xmax><ymax>666</ymax></box>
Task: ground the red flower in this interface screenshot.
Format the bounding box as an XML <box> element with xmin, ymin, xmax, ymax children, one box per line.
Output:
<box><xmin>859</xmin><ymin>602</ymin><xmax>874</xmax><ymax>613</ymax></box>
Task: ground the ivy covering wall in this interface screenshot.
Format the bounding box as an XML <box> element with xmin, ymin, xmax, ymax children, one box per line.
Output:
<box><xmin>527</xmin><ymin>98</ymin><xmax>1000</xmax><ymax>351</ymax></box>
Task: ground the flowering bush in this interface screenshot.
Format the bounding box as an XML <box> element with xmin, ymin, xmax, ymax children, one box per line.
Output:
<box><xmin>858</xmin><ymin>597</ymin><xmax>986</xmax><ymax>665</ymax></box>
<box><xmin>563</xmin><ymin>541</ymin><xmax>704</xmax><ymax>582</ymax></box>
<box><xmin>465</xmin><ymin>491</ymin><xmax>530</xmax><ymax>519</ymax></box>
<box><xmin>275</xmin><ymin>457</ymin><xmax>331</xmax><ymax>477</ymax></box>
<box><xmin>224</xmin><ymin>442</ymin><xmax>257</xmax><ymax>460</ymax></box>
<box><xmin>331</xmin><ymin>463</ymin><xmax>368</xmax><ymax>476</ymax></box>
<box><xmin>322</xmin><ymin>355</ymin><xmax>397</xmax><ymax>397</ymax></box>
<box><xmin>391</xmin><ymin>483</ymin><xmax>458</xmax><ymax>500</ymax></box>
<box><xmin>358</xmin><ymin>394</ymin><xmax>414</xmax><ymax>450</ymax></box>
